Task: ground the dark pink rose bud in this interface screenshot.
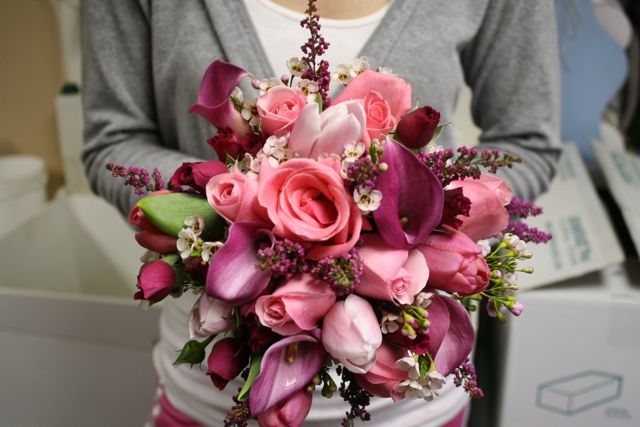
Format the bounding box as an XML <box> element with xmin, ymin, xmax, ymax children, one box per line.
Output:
<box><xmin>395</xmin><ymin>106</ymin><xmax>441</xmax><ymax>149</ymax></box>
<box><xmin>257</xmin><ymin>389</ymin><xmax>312</xmax><ymax>427</ymax></box>
<box><xmin>170</xmin><ymin>160</ymin><xmax>227</xmax><ymax>193</ymax></box>
<box><xmin>207</xmin><ymin>338</ymin><xmax>250</xmax><ymax>391</ymax></box>
<box><xmin>134</xmin><ymin>259</ymin><xmax>176</xmax><ymax>302</ymax></box>
<box><xmin>418</xmin><ymin>226</ymin><xmax>490</xmax><ymax>296</ymax></box>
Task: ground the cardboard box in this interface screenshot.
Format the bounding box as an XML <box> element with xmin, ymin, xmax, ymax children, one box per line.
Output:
<box><xmin>517</xmin><ymin>144</ymin><xmax>624</xmax><ymax>290</ymax></box>
<box><xmin>0</xmin><ymin>194</ymin><xmax>160</xmax><ymax>426</ymax></box>
<box><xmin>499</xmin><ymin>262</ymin><xmax>640</xmax><ymax>426</ymax></box>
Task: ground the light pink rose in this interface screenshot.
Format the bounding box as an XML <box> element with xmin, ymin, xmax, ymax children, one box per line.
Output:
<box><xmin>447</xmin><ymin>174</ymin><xmax>513</xmax><ymax>241</ymax></box>
<box><xmin>257</xmin><ymin>389</ymin><xmax>312</xmax><ymax>427</ymax></box>
<box><xmin>321</xmin><ymin>294</ymin><xmax>382</xmax><ymax>374</ymax></box>
<box><xmin>188</xmin><ymin>293</ymin><xmax>233</xmax><ymax>339</ymax></box>
<box><xmin>355</xmin><ymin>341</ymin><xmax>408</xmax><ymax>400</ymax></box>
<box><xmin>288</xmin><ymin>101</ymin><xmax>366</xmax><ymax>158</ymax></box>
<box><xmin>418</xmin><ymin>226</ymin><xmax>490</xmax><ymax>296</ymax></box>
<box><xmin>206</xmin><ymin>166</ymin><xmax>269</xmax><ymax>224</ymax></box>
<box><xmin>257</xmin><ymin>158</ymin><xmax>362</xmax><ymax>260</ymax></box>
<box><xmin>257</xmin><ymin>86</ymin><xmax>307</xmax><ymax>136</ymax></box>
<box><xmin>357</xmin><ymin>234</ymin><xmax>429</xmax><ymax>305</ymax></box>
<box><xmin>255</xmin><ymin>274</ymin><xmax>336</xmax><ymax>336</ymax></box>
<box><xmin>334</xmin><ymin>70</ymin><xmax>411</xmax><ymax>140</ymax></box>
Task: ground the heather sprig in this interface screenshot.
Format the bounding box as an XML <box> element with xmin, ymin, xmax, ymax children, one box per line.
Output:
<box><xmin>507</xmin><ymin>220</ymin><xmax>552</xmax><ymax>244</ymax></box>
<box><xmin>310</xmin><ymin>248</ymin><xmax>364</xmax><ymax>296</ymax></box>
<box><xmin>506</xmin><ymin>197</ymin><xmax>544</xmax><ymax>219</ymax></box>
<box><xmin>224</xmin><ymin>388</ymin><xmax>252</xmax><ymax>427</ymax></box>
<box><xmin>337</xmin><ymin>365</ymin><xmax>372</xmax><ymax>426</ymax></box>
<box><xmin>453</xmin><ymin>359</ymin><xmax>484</xmax><ymax>398</ymax></box>
<box><xmin>418</xmin><ymin>147</ymin><xmax>521</xmax><ymax>187</ymax></box>
<box><xmin>257</xmin><ymin>238</ymin><xmax>307</xmax><ymax>280</ymax></box>
<box><xmin>345</xmin><ymin>156</ymin><xmax>383</xmax><ymax>189</ymax></box>
<box><xmin>300</xmin><ymin>0</ymin><xmax>331</xmax><ymax>106</ymax></box>
<box><xmin>105</xmin><ymin>163</ymin><xmax>164</xmax><ymax>195</ymax></box>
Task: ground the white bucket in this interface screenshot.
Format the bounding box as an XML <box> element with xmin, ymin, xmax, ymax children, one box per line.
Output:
<box><xmin>0</xmin><ymin>155</ymin><xmax>48</xmax><ymax>236</ymax></box>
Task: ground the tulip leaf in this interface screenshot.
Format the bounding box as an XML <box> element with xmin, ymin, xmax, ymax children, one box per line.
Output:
<box><xmin>137</xmin><ymin>193</ymin><xmax>225</xmax><ymax>240</ymax></box>
<box><xmin>238</xmin><ymin>353</ymin><xmax>263</xmax><ymax>401</ymax></box>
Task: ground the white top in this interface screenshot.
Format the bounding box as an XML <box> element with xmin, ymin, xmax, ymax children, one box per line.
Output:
<box><xmin>153</xmin><ymin>1</ymin><xmax>470</xmax><ymax>424</ymax></box>
<box><xmin>244</xmin><ymin>0</ymin><xmax>389</xmax><ymax>78</ymax></box>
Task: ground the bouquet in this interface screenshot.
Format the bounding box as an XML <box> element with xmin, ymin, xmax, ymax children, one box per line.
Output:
<box><xmin>108</xmin><ymin>2</ymin><xmax>551</xmax><ymax>425</ymax></box>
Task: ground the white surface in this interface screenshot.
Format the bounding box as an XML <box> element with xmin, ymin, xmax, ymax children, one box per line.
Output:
<box><xmin>517</xmin><ymin>144</ymin><xmax>624</xmax><ymax>289</ymax></box>
<box><xmin>500</xmin><ymin>262</ymin><xmax>640</xmax><ymax>426</ymax></box>
<box><xmin>56</xmin><ymin>93</ymin><xmax>91</xmax><ymax>194</ymax></box>
<box><xmin>0</xmin><ymin>193</ymin><xmax>160</xmax><ymax>425</ymax></box>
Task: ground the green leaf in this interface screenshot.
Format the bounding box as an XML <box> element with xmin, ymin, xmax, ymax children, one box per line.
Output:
<box><xmin>315</xmin><ymin>92</ymin><xmax>324</xmax><ymax>112</ymax></box>
<box><xmin>238</xmin><ymin>353</ymin><xmax>263</xmax><ymax>401</ymax></box>
<box><xmin>173</xmin><ymin>340</ymin><xmax>206</xmax><ymax>367</ymax></box>
<box><xmin>137</xmin><ymin>192</ymin><xmax>225</xmax><ymax>240</ymax></box>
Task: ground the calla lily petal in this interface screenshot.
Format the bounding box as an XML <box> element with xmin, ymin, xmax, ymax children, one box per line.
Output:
<box><xmin>374</xmin><ymin>140</ymin><xmax>444</xmax><ymax>248</ymax></box>
<box><xmin>206</xmin><ymin>222</ymin><xmax>273</xmax><ymax>304</ymax></box>
<box><xmin>189</xmin><ymin>60</ymin><xmax>250</xmax><ymax>136</ymax></box>
<box><xmin>425</xmin><ymin>294</ymin><xmax>475</xmax><ymax>376</ymax></box>
<box><xmin>250</xmin><ymin>330</ymin><xmax>327</xmax><ymax>416</ymax></box>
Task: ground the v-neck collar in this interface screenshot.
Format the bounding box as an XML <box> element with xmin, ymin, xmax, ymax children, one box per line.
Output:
<box><xmin>203</xmin><ymin>0</ymin><xmax>419</xmax><ymax>80</ymax></box>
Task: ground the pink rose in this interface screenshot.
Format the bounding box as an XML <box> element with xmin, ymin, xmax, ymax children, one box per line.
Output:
<box><xmin>447</xmin><ymin>174</ymin><xmax>513</xmax><ymax>241</ymax></box>
<box><xmin>257</xmin><ymin>158</ymin><xmax>362</xmax><ymax>260</ymax></box>
<box><xmin>356</xmin><ymin>341</ymin><xmax>408</xmax><ymax>400</ymax></box>
<box><xmin>357</xmin><ymin>234</ymin><xmax>429</xmax><ymax>305</ymax></box>
<box><xmin>257</xmin><ymin>389</ymin><xmax>312</xmax><ymax>427</ymax></box>
<box><xmin>255</xmin><ymin>274</ymin><xmax>336</xmax><ymax>336</ymax></box>
<box><xmin>188</xmin><ymin>293</ymin><xmax>233</xmax><ymax>339</ymax></box>
<box><xmin>206</xmin><ymin>166</ymin><xmax>269</xmax><ymax>224</ymax></box>
<box><xmin>418</xmin><ymin>226</ymin><xmax>490</xmax><ymax>296</ymax></box>
<box><xmin>288</xmin><ymin>101</ymin><xmax>366</xmax><ymax>158</ymax></box>
<box><xmin>362</xmin><ymin>90</ymin><xmax>397</xmax><ymax>141</ymax></box>
<box><xmin>321</xmin><ymin>294</ymin><xmax>382</xmax><ymax>374</ymax></box>
<box><xmin>257</xmin><ymin>86</ymin><xmax>307</xmax><ymax>136</ymax></box>
<box><xmin>334</xmin><ymin>70</ymin><xmax>411</xmax><ymax>140</ymax></box>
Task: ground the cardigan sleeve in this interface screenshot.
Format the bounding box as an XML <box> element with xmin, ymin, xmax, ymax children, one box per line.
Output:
<box><xmin>460</xmin><ymin>0</ymin><xmax>562</xmax><ymax>200</ymax></box>
<box><xmin>81</xmin><ymin>0</ymin><xmax>200</xmax><ymax>216</ymax></box>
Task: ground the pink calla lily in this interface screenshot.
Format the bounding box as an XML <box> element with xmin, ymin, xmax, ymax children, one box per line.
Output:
<box><xmin>373</xmin><ymin>140</ymin><xmax>444</xmax><ymax>248</ymax></box>
<box><xmin>206</xmin><ymin>222</ymin><xmax>273</xmax><ymax>304</ymax></box>
<box><xmin>250</xmin><ymin>330</ymin><xmax>327</xmax><ymax>416</ymax></box>
<box><xmin>425</xmin><ymin>294</ymin><xmax>475</xmax><ymax>376</ymax></box>
<box><xmin>189</xmin><ymin>60</ymin><xmax>250</xmax><ymax>136</ymax></box>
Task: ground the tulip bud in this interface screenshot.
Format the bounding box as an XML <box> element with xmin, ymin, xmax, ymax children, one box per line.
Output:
<box><xmin>207</xmin><ymin>338</ymin><xmax>250</xmax><ymax>391</ymax></box>
<box><xmin>395</xmin><ymin>106</ymin><xmax>441</xmax><ymax>149</ymax></box>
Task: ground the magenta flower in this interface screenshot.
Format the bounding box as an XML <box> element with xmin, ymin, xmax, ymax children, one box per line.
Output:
<box><xmin>169</xmin><ymin>160</ymin><xmax>228</xmax><ymax>194</ymax></box>
<box><xmin>250</xmin><ymin>330</ymin><xmax>327</xmax><ymax>416</ymax></box>
<box><xmin>206</xmin><ymin>222</ymin><xmax>273</xmax><ymax>304</ymax></box>
<box><xmin>134</xmin><ymin>259</ymin><xmax>175</xmax><ymax>302</ymax></box>
<box><xmin>256</xmin><ymin>389</ymin><xmax>312</xmax><ymax>427</ymax></box>
<box><xmin>207</xmin><ymin>337</ymin><xmax>250</xmax><ymax>391</ymax></box>
<box><xmin>373</xmin><ymin>140</ymin><xmax>444</xmax><ymax>248</ymax></box>
<box><xmin>189</xmin><ymin>60</ymin><xmax>250</xmax><ymax>136</ymax></box>
<box><xmin>424</xmin><ymin>294</ymin><xmax>475</xmax><ymax>376</ymax></box>
<box><xmin>395</xmin><ymin>106</ymin><xmax>441</xmax><ymax>149</ymax></box>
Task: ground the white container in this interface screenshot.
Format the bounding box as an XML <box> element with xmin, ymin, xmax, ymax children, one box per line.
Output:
<box><xmin>0</xmin><ymin>155</ymin><xmax>48</xmax><ymax>237</ymax></box>
<box><xmin>0</xmin><ymin>194</ymin><xmax>160</xmax><ymax>426</ymax></box>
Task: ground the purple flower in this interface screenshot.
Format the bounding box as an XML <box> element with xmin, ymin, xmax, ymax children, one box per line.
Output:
<box><xmin>373</xmin><ymin>140</ymin><xmax>444</xmax><ymax>248</ymax></box>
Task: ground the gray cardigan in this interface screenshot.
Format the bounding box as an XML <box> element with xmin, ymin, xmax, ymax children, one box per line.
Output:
<box><xmin>82</xmin><ymin>0</ymin><xmax>561</xmax><ymax>216</ymax></box>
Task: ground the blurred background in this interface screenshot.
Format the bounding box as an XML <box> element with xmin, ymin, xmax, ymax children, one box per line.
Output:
<box><xmin>0</xmin><ymin>0</ymin><xmax>639</xmax><ymax>426</ymax></box>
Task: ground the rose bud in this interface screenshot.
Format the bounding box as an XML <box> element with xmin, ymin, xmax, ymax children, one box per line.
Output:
<box><xmin>206</xmin><ymin>337</ymin><xmax>250</xmax><ymax>391</ymax></box>
<box><xmin>395</xmin><ymin>106</ymin><xmax>441</xmax><ymax>149</ymax></box>
<box><xmin>188</xmin><ymin>293</ymin><xmax>233</xmax><ymax>339</ymax></box>
<box><xmin>134</xmin><ymin>259</ymin><xmax>176</xmax><ymax>302</ymax></box>
<box><xmin>257</xmin><ymin>389</ymin><xmax>312</xmax><ymax>427</ymax></box>
<box><xmin>170</xmin><ymin>160</ymin><xmax>227</xmax><ymax>193</ymax></box>
<box><xmin>418</xmin><ymin>226</ymin><xmax>490</xmax><ymax>296</ymax></box>
<box><xmin>321</xmin><ymin>294</ymin><xmax>382</xmax><ymax>374</ymax></box>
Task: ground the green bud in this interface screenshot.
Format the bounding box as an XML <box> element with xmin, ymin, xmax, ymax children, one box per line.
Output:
<box><xmin>173</xmin><ymin>339</ymin><xmax>206</xmax><ymax>367</ymax></box>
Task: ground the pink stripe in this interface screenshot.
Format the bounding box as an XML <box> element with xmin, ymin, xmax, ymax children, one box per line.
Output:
<box><xmin>439</xmin><ymin>404</ymin><xmax>468</xmax><ymax>427</ymax></box>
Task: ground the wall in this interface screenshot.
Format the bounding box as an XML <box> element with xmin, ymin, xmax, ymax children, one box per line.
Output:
<box><xmin>0</xmin><ymin>0</ymin><xmax>66</xmax><ymax>197</ymax></box>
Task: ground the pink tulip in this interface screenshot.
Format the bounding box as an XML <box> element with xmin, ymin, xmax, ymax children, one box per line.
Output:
<box><xmin>419</xmin><ymin>226</ymin><xmax>490</xmax><ymax>296</ymax></box>
<box><xmin>321</xmin><ymin>294</ymin><xmax>382</xmax><ymax>374</ymax></box>
<box><xmin>256</xmin><ymin>86</ymin><xmax>307</xmax><ymax>135</ymax></box>
<box><xmin>207</xmin><ymin>338</ymin><xmax>250</xmax><ymax>391</ymax></box>
<box><xmin>356</xmin><ymin>341</ymin><xmax>408</xmax><ymax>400</ymax></box>
<box><xmin>357</xmin><ymin>234</ymin><xmax>429</xmax><ymax>304</ymax></box>
<box><xmin>395</xmin><ymin>106</ymin><xmax>441</xmax><ymax>149</ymax></box>
<box><xmin>255</xmin><ymin>274</ymin><xmax>336</xmax><ymax>336</ymax></box>
<box><xmin>189</xmin><ymin>60</ymin><xmax>250</xmax><ymax>136</ymax></box>
<box><xmin>257</xmin><ymin>389</ymin><xmax>312</xmax><ymax>427</ymax></box>
<box><xmin>288</xmin><ymin>101</ymin><xmax>366</xmax><ymax>158</ymax></box>
<box><xmin>188</xmin><ymin>293</ymin><xmax>233</xmax><ymax>339</ymax></box>
<box><xmin>134</xmin><ymin>259</ymin><xmax>175</xmax><ymax>302</ymax></box>
<box><xmin>447</xmin><ymin>174</ymin><xmax>512</xmax><ymax>241</ymax></box>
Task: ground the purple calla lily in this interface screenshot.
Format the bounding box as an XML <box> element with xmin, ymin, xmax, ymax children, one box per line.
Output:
<box><xmin>206</xmin><ymin>222</ymin><xmax>273</xmax><ymax>304</ymax></box>
<box><xmin>373</xmin><ymin>140</ymin><xmax>444</xmax><ymax>248</ymax></box>
<box><xmin>189</xmin><ymin>60</ymin><xmax>250</xmax><ymax>136</ymax></box>
<box><xmin>425</xmin><ymin>293</ymin><xmax>475</xmax><ymax>376</ymax></box>
<box><xmin>250</xmin><ymin>330</ymin><xmax>327</xmax><ymax>416</ymax></box>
